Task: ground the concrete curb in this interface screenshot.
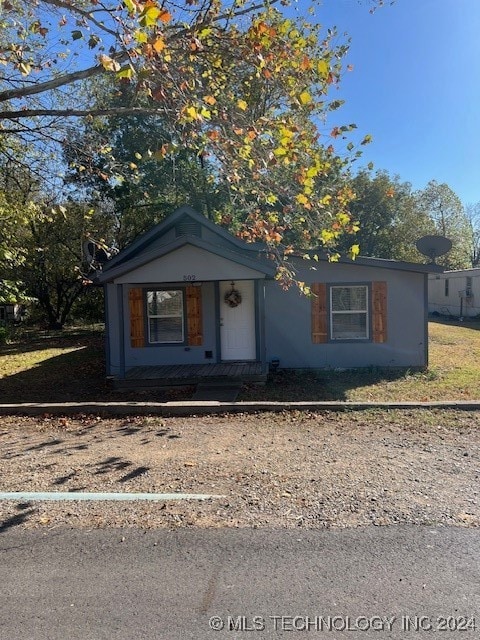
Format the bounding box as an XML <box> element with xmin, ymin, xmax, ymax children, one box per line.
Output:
<box><xmin>1</xmin><ymin>400</ymin><xmax>480</xmax><ymax>417</ymax></box>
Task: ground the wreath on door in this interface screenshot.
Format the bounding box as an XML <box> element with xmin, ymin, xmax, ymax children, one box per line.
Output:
<box><xmin>224</xmin><ymin>281</ymin><xmax>242</xmax><ymax>308</ymax></box>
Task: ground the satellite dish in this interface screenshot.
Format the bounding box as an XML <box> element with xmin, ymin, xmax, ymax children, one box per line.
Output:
<box><xmin>83</xmin><ymin>240</ymin><xmax>113</xmax><ymax>266</ymax></box>
<box><xmin>83</xmin><ymin>240</ymin><xmax>96</xmax><ymax>265</ymax></box>
<box><xmin>415</xmin><ymin>235</ymin><xmax>452</xmax><ymax>263</ymax></box>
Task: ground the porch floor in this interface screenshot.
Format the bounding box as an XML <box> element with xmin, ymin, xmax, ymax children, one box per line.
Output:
<box><xmin>115</xmin><ymin>362</ymin><xmax>267</xmax><ymax>389</ymax></box>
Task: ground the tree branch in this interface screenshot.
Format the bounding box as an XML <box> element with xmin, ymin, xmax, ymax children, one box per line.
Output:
<box><xmin>40</xmin><ymin>0</ymin><xmax>120</xmax><ymax>39</ymax></box>
<box><xmin>0</xmin><ymin>53</ymin><xmax>129</xmax><ymax>104</ymax></box>
<box><xmin>0</xmin><ymin>106</ymin><xmax>168</xmax><ymax>119</ymax></box>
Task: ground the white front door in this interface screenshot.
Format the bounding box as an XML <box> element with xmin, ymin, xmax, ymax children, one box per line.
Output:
<box><xmin>219</xmin><ymin>280</ymin><xmax>256</xmax><ymax>361</ymax></box>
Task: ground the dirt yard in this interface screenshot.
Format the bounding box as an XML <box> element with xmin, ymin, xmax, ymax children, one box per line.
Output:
<box><xmin>0</xmin><ymin>409</ymin><xmax>478</xmax><ymax>531</ymax></box>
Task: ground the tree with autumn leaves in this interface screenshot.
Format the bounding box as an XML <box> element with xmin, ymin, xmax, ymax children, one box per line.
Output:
<box><xmin>0</xmin><ymin>0</ymin><xmax>385</xmax><ymax>290</ymax></box>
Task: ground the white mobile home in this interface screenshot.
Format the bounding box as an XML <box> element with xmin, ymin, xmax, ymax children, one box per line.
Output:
<box><xmin>429</xmin><ymin>268</ymin><xmax>480</xmax><ymax>318</ymax></box>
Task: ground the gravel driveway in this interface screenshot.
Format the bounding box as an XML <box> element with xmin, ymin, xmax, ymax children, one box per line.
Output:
<box><xmin>0</xmin><ymin>410</ymin><xmax>478</xmax><ymax>530</ymax></box>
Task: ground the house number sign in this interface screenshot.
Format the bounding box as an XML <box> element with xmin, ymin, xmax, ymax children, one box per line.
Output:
<box><xmin>183</xmin><ymin>275</ymin><xmax>196</xmax><ymax>281</ymax></box>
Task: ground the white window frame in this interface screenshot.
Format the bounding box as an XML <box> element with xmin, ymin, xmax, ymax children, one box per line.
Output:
<box><xmin>330</xmin><ymin>285</ymin><xmax>369</xmax><ymax>341</ymax></box>
<box><xmin>147</xmin><ymin>289</ymin><xmax>185</xmax><ymax>344</ymax></box>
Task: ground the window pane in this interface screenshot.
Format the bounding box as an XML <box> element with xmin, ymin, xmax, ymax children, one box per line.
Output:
<box><xmin>147</xmin><ymin>289</ymin><xmax>184</xmax><ymax>343</ymax></box>
<box><xmin>331</xmin><ymin>286</ymin><xmax>367</xmax><ymax>312</ymax></box>
<box><xmin>331</xmin><ymin>313</ymin><xmax>367</xmax><ymax>339</ymax></box>
<box><xmin>149</xmin><ymin>317</ymin><xmax>183</xmax><ymax>343</ymax></box>
<box><xmin>147</xmin><ymin>290</ymin><xmax>183</xmax><ymax>316</ymax></box>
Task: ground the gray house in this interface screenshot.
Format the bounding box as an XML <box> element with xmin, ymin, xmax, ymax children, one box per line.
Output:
<box><xmin>97</xmin><ymin>206</ymin><xmax>441</xmax><ymax>383</ymax></box>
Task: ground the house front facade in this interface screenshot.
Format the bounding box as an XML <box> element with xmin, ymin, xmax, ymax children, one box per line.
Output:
<box><xmin>97</xmin><ymin>206</ymin><xmax>440</xmax><ymax>380</ymax></box>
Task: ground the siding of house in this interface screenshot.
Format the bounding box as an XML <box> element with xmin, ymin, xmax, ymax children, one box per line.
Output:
<box><xmin>264</xmin><ymin>261</ymin><xmax>427</xmax><ymax>368</ymax></box>
<box><xmin>113</xmin><ymin>244</ymin><xmax>266</xmax><ymax>284</ymax></box>
<box><xmin>119</xmin><ymin>282</ymin><xmax>218</xmax><ymax>370</ymax></box>
<box><xmin>428</xmin><ymin>268</ymin><xmax>480</xmax><ymax>318</ymax></box>
<box><xmin>105</xmin><ymin>283</ymin><xmax>123</xmax><ymax>376</ymax></box>
<box><xmin>105</xmin><ymin>243</ymin><xmax>270</xmax><ymax>374</ymax></box>
<box><xmin>101</xmin><ymin>207</ymin><xmax>435</xmax><ymax>376</ymax></box>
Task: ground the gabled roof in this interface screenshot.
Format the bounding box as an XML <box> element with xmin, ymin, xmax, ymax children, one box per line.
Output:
<box><xmin>102</xmin><ymin>205</ymin><xmax>264</xmax><ymax>274</ymax></box>
<box><xmin>98</xmin><ymin>205</ymin><xmax>444</xmax><ymax>282</ymax></box>
<box><xmin>96</xmin><ymin>234</ymin><xmax>276</xmax><ymax>283</ymax></box>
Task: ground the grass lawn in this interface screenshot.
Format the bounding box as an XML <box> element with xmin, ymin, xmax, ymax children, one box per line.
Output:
<box><xmin>242</xmin><ymin>318</ymin><xmax>480</xmax><ymax>402</ymax></box>
<box><xmin>1</xmin><ymin>319</ymin><xmax>480</xmax><ymax>403</ymax></box>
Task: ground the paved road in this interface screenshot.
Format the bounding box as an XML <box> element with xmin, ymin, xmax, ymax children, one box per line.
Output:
<box><xmin>1</xmin><ymin>526</ymin><xmax>478</xmax><ymax>639</ymax></box>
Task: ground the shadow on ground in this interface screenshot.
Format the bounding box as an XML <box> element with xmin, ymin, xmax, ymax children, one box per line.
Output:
<box><xmin>3</xmin><ymin>325</ymin><xmax>457</xmax><ymax>404</ymax></box>
<box><xmin>240</xmin><ymin>368</ymin><xmax>411</xmax><ymax>402</ymax></box>
<box><xmin>0</xmin><ymin>506</ymin><xmax>36</xmax><ymax>533</ymax></box>
<box><xmin>429</xmin><ymin>316</ymin><xmax>480</xmax><ymax>330</ymax></box>
<box><xmin>0</xmin><ymin>332</ymin><xmax>192</xmax><ymax>403</ymax></box>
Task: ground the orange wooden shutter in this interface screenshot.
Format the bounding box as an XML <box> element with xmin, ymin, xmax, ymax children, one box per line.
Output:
<box><xmin>128</xmin><ymin>287</ymin><xmax>145</xmax><ymax>348</ymax></box>
<box><xmin>186</xmin><ymin>285</ymin><xmax>203</xmax><ymax>346</ymax></box>
<box><xmin>372</xmin><ymin>281</ymin><xmax>387</xmax><ymax>343</ymax></box>
<box><xmin>311</xmin><ymin>283</ymin><xmax>328</xmax><ymax>343</ymax></box>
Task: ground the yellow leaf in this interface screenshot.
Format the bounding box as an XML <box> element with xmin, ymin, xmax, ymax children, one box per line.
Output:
<box><xmin>99</xmin><ymin>54</ymin><xmax>120</xmax><ymax>72</ymax></box>
<box><xmin>265</xmin><ymin>194</ymin><xmax>278</xmax><ymax>205</ymax></box>
<box><xmin>317</xmin><ymin>59</ymin><xmax>329</xmax><ymax>77</ymax></box>
<box><xmin>299</xmin><ymin>90</ymin><xmax>312</xmax><ymax>105</ymax></box>
<box><xmin>279</xmin><ymin>127</ymin><xmax>294</xmax><ymax>140</ymax></box>
<box><xmin>237</xmin><ymin>99</ymin><xmax>248</xmax><ymax>111</ymax></box>
<box><xmin>116</xmin><ymin>66</ymin><xmax>133</xmax><ymax>79</ymax></box>
<box><xmin>349</xmin><ymin>244</ymin><xmax>360</xmax><ymax>259</ymax></box>
<box><xmin>204</xmin><ymin>95</ymin><xmax>216</xmax><ymax>105</ymax></box>
<box><xmin>141</xmin><ymin>6</ymin><xmax>161</xmax><ymax>27</ymax></box>
<box><xmin>336</xmin><ymin>212</ymin><xmax>350</xmax><ymax>225</ymax></box>
<box><xmin>153</xmin><ymin>37</ymin><xmax>166</xmax><ymax>53</ymax></box>
<box><xmin>123</xmin><ymin>0</ymin><xmax>136</xmax><ymax>13</ymax></box>
<box><xmin>185</xmin><ymin>106</ymin><xmax>198</xmax><ymax>120</ymax></box>
<box><xmin>134</xmin><ymin>30</ymin><xmax>148</xmax><ymax>44</ymax></box>
<box><xmin>296</xmin><ymin>193</ymin><xmax>309</xmax><ymax>205</ymax></box>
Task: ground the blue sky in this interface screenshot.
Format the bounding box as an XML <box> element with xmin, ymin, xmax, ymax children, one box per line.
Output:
<box><xmin>310</xmin><ymin>0</ymin><xmax>480</xmax><ymax>204</ymax></box>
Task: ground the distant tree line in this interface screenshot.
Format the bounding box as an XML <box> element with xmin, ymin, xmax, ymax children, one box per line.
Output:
<box><xmin>1</xmin><ymin>129</ymin><xmax>477</xmax><ymax>329</ymax></box>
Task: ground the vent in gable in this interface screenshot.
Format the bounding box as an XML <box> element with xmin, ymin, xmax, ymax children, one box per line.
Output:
<box><xmin>175</xmin><ymin>217</ymin><xmax>201</xmax><ymax>238</ymax></box>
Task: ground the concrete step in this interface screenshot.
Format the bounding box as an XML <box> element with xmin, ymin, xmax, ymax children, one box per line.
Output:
<box><xmin>192</xmin><ymin>384</ymin><xmax>241</xmax><ymax>401</ymax></box>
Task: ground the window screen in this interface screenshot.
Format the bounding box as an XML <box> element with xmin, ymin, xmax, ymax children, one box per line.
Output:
<box><xmin>330</xmin><ymin>285</ymin><xmax>368</xmax><ymax>340</ymax></box>
<box><xmin>147</xmin><ymin>290</ymin><xmax>184</xmax><ymax>343</ymax></box>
